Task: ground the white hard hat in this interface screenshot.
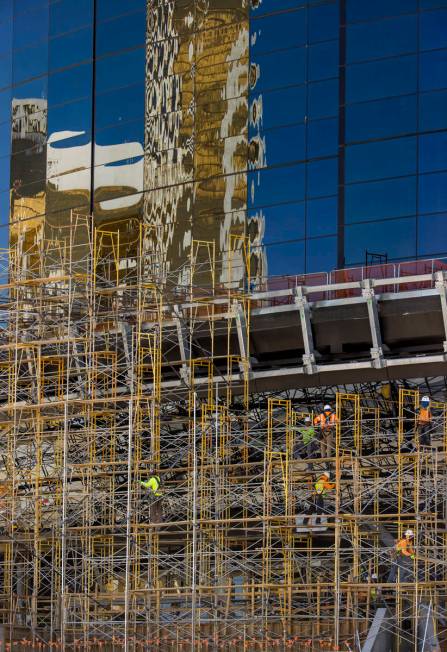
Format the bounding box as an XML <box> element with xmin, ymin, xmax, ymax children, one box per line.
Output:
<box><xmin>321</xmin><ymin>471</ymin><xmax>330</xmax><ymax>479</ymax></box>
<box><xmin>304</xmin><ymin>416</ymin><xmax>311</xmax><ymax>422</ymax></box>
<box><xmin>405</xmin><ymin>529</ymin><xmax>414</xmax><ymax>537</ymax></box>
<box><xmin>371</xmin><ymin>573</ymin><xmax>378</xmax><ymax>580</ymax></box>
<box><xmin>324</xmin><ymin>404</ymin><xmax>331</xmax><ymax>411</ymax></box>
<box><xmin>421</xmin><ymin>395</ymin><xmax>430</xmax><ymax>403</ymax></box>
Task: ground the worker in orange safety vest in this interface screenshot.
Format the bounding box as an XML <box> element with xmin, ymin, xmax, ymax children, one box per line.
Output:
<box><xmin>314</xmin><ymin>405</ymin><xmax>338</xmax><ymax>458</ymax></box>
<box><xmin>388</xmin><ymin>529</ymin><xmax>415</xmax><ymax>583</ymax></box>
<box><xmin>415</xmin><ymin>395</ymin><xmax>432</xmax><ymax>447</ymax></box>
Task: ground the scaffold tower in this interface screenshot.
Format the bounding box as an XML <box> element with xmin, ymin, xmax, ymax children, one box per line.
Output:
<box><xmin>0</xmin><ymin>212</ymin><xmax>445</xmax><ymax>651</ymax></box>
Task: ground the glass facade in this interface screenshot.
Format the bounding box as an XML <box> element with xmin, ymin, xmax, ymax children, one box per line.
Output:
<box><xmin>1</xmin><ymin>0</ymin><xmax>447</xmax><ymax>274</ymax></box>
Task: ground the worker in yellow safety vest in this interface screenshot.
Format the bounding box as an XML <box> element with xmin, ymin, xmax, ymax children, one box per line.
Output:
<box><xmin>140</xmin><ymin>474</ymin><xmax>162</xmax><ymax>497</ymax></box>
<box><xmin>313</xmin><ymin>471</ymin><xmax>335</xmax><ymax>524</ymax></box>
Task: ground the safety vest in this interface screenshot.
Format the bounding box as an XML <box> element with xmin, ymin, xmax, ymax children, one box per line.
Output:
<box><xmin>142</xmin><ymin>475</ymin><xmax>161</xmax><ymax>495</ymax></box>
<box><xmin>417</xmin><ymin>407</ymin><xmax>431</xmax><ymax>423</ymax></box>
<box><xmin>314</xmin><ymin>412</ymin><xmax>337</xmax><ymax>430</ymax></box>
<box><xmin>299</xmin><ymin>426</ymin><xmax>315</xmax><ymax>445</ymax></box>
<box><xmin>396</xmin><ymin>538</ymin><xmax>415</xmax><ymax>558</ymax></box>
<box><xmin>314</xmin><ymin>478</ymin><xmax>334</xmax><ymax>495</ymax></box>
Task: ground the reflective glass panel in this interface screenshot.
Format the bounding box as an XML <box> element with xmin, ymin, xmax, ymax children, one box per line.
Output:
<box><xmin>309</xmin><ymin>41</ymin><xmax>339</xmax><ymax>81</ymax></box>
<box><xmin>96</xmin><ymin>48</ymin><xmax>145</xmax><ymax>94</ymax></box>
<box><xmin>13</xmin><ymin>6</ymin><xmax>48</xmax><ymax>50</ymax></box>
<box><xmin>0</xmin><ymin>54</ymin><xmax>11</xmax><ymax>91</ymax></box>
<box><xmin>96</xmin><ymin>10</ymin><xmax>145</xmax><ymax>57</ymax></box>
<box><xmin>420</xmin><ymin>50</ymin><xmax>447</xmax><ymax>92</ymax></box>
<box><xmin>49</xmin><ymin>26</ymin><xmax>92</xmax><ymax>72</ymax></box>
<box><xmin>346</xmin><ymin>95</ymin><xmax>417</xmax><ymax>142</ymax></box>
<box><xmin>346</xmin><ymin>176</ymin><xmax>416</xmax><ymax>223</ymax></box>
<box><xmin>345</xmin><ymin>137</ymin><xmax>417</xmax><ymax>183</ymax></box>
<box><xmin>260</xmin><ymin>202</ymin><xmax>305</xmax><ymax>243</ymax></box>
<box><xmin>307</xmin><ymin>118</ymin><xmax>338</xmax><ymax>158</ymax></box>
<box><xmin>262</xmin><ymin>124</ymin><xmax>306</xmax><ymax>166</ymax></box>
<box><xmin>420</xmin><ymin>8</ymin><xmax>447</xmax><ymax>50</ymax></box>
<box><xmin>0</xmin><ymin>15</ymin><xmax>13</xmax><ymax>58</ymax></box>
<box><xmin>49</xmin><ymin>0</ymin><xmax>93</xmax><ymax>36</ymax></box>
<box><xmin>254</xmin><ymin>48</ymin><xmax>306</xmax><ymax>92</ymax></box>
<box><xmin>307</xmin><ymin>157</ymin><xmax>338</xmax><ymax>198</ymax></box>
<box><xmin>48</xmin><ymin>63</ymin><xmax>91</xmax><ymax>106</ymax></box>
<box><xmin>418</xmin><ymin>213</ymin><xmax>447</xmax><ymax>255</ymax></box>
<box><xmin>307</xmin><ymin>196</ymin><xmax>337</xmax><ymax>237</ymax></box>
<box><xmin>419</xmin><ymin>90</ymin><xmax>447</xmax><ymax>131</ymax></box>
<box><xmin>347</xmin><ymin>15</ymin><xmax>417</xmax><ymax>63</ymax></box>
<box><xmin>346</xmin><ymin>55</ymin><xmax>417</xmax><ymax>103</ymax></box>
<box><xmin>308</xmin><ymin>79</ymin><xmax>338</xmax><ymax>119</ymax></box>
<box><xmin>309</xmin><ymin>2</ymin><xmax>338</xmax><ymax>43</ymax></box>
<box><xmin>13</xmin><ymin>41</ymin><xmax>48</xmax><ymax>85</ymax></box>
<box><xmin>345</xmin><ymin>218</ymin><xmax>416</xmax><ymax>264</ymax></box>
<box><xmin>0</xmin><ymin>89</ymin><xmax>11</xmax><ymax>124</ymax></box>
<box><xmin>419</xmin><ymin>132</ymin><xmax>447</xmax><ymax>173</ymax></box>
<box><xmin>419</xmin><ymin>171</ymin><xmax>447</xmax><ymax>214</ymax></box>
<box><xmin>251</xmin><ymin>10</ymin><xmax>306</xmax><ymax>55</ymax></box>
<box><xmin>307</xmin><ymin>236</ymin><xmax>337</xmax><ymax>272</ymax></box>
<box><xmin>97</xmin><ymin>0</ymin><xmax>145</xmax><ymax>21</ymax></box>
<box><xmin>255</xmin><ymin>86</ymin><xmax>306</xmax><ymax>130</ymax></box>
<box><xmin>266</xmin><ymin>240</ymin><xmax>305</xmax><ymax>276</ymax></box>
<box><xmin>249</xmin><ymin>163</ymin><xmax>305</xmax><ymax>208</ymax></box>
<box><xmin>347</xmin><ymin>0</ymin><xmax>417</xmax><ymax>23</ymax></box>
<box><xmin>96</xmin><ymin>83</ymin><xmax>144</xmax><ymax>131</ymax></box>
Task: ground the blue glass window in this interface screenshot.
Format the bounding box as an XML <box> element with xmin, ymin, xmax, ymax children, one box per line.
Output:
<box><xmin>346</xmin><ymin>55</ymin><xmax>417</xmax><ymax>103</ymax></box>
<box><xmin>249</xmin><ymin>0</ymin><xmax>303</xmax><ymax>16</ymax></box>
<box><xmin>48</xmin><ymin>64</ymin><xmax>91</xmax><ymax>106</ymax></box>
<box><xmin>96</xmin><ymin>83</ymin><xmax>144</xmax><ymax>132</ymax></box>
<box><xmin>420</xmin><ymin>0</ymin><xmax>447</xmax><ymax>6</ymax></box>
<box><xmin>257</xmin><ymin>86</ymin><xmax>306</xmax><ymax>130</ymax></box>
<box><xmin>420</xmin><ymin>9</ymin><xmax>447</xmax><ymax>50</ymax></box>
<box><xmin>13</xmin><ymin>41</ymin><xmax>48</xmax><ymax>85</ymax></box>
<box><xmin>419</xmin><ymin>90</ymin><xmax>447</xmax><ymax>131</ymax></box>
<box><xmin>48</xmin><ymin>96</ymin><xmax>91</xmax><ymax>135</ymax></box>
<box><xmin>346</xmin><ymin>95</ymin><xmax>417</xmax><ymax>143</ymax></box>
<box><xmin>254</xmin><ymin>48</ymin><xmax>306</xmax><ymax>92</ymax></box>
<box><xmin>309</xmin><ymin>41</ymin><xmax>339</xmax><ymax>81</ymax></box>
<box><xmin>97</xmin><ymin>0</ymin><xmax>145</xmax><ymax>21</ymax></box>
<box><xmin>266</xmin><ymin>240</ymin><xmax>305</xmax><ymax>276</ymax></box>
<box><xmin>0</xmin><ymin>54</ymin><xmax>11</xmax><ymax>90</ymax></box>
<box><xmin>96</xmin><ymin>48</ymin><xmax>145</xmax><ymax>94</ymax></box>
<box><xmin>96</xmin><ymin>10</ymin><xmax>145</xmax><ymax>57</ymax></box>
<box><xmin>307</xmin><ymin>196</ymin><xmax>337</xmax><ymax>237</ymax></box>
<box><xmin>263</xmin><ymin>124</ymin><xmax>306</xmax><ymax>166</ymax></box>
<box><xmin>13</xmin><ymin>75</ymin><xmax>47</xmax><ymax>101</ymax></box>
<box><xmin>419</xmin><ymin>171</ymin><xmax>447</xmax><ymax>214</ymax></box>
<box><xmin>419</xmin><ymin>132</ymin><xmax>447</xmax><ymax>173</ymax></box>
<box><xmin>307</xmin><ymin>236</ymin><xmax>337</xmax><ymax>273</ymax></box>
<box><xmin>418</xmin><ymin>213</ymin><xmax>447</xmax><ymax>255</ymax></box>
<box><xmin>0</xmin><ymin>191</ymin><xmax>10</xmax><ymax>231</ymax></box>
<box><xmin>420</xmin><ymin>50</ymin><xmax>447</xmax><ymax>92</ymax></box>
<box><xmin>251</xmin><ymin>9</ymin><xmax>306</xmax><ymax>55</ymax></box>
<box><xmin>49</xmin><ymin>27</ymin><xmax>92</xmax><ymax>72</ymax></box>
<box><xmin>347</xmin><ymin>0</ymin><xmax>417</xmax><ymax>23</ymax></box>
<box><xmin>0</xmin><ymin>89</ymin><xmax>10</xmax><ymax>124</ymax></box>
<box><xmin>49</xmin><ymin>0</ymin><xmax>93</xmax><ymax>36</ymax></box>
<box><xmin>249</xmin><ymin>164</ymin><xmax>305</xmax><ymax>208</ymax></box>
<box><xmin>0</xmin><ymin>15</ymin><xmax>12</xmax><ymax>58</ymax></box>
<box><xmin>309</xmin><ymin>2</ymin><xmax>338</xmax><ymax>43</ymax></box>
<box><xmin>260</xmin><ymin>202</ymin><xmax>305</xmax><ymax>243</ymax></box>
<box><xmin>307</xmin><ymin>158</ymin><xmax>338</xmax><ymax>198</ymax></box>
<box><xmin>345</xmin><ymin>176</ymin><xmax>416</xmax><ymax>223</ymax></box>
<box><xmin>13</xmin><ymin>6</ymin><xmax>48</xmax><ymax>50</ymax></box>
<box><xmin>307</xmin><ymin>118</ymin><xmax>338</xmax><ymax>158</ymax></box>
<box><xmin>308</xmin><ymin>79</ymin><xmax>338</xmax><ymax>119</ymax></box>
<box><xmin>345</xmin><ymin>218</ymin><xmax>416</xmax><ymax>264</ymax></box>
<box><xmin>345</xmin><ymin>137</ymin><xmax>417</xmax><ymax>183</ymax></box>
<box><xmin>0</xmin><ymin>121</ymin><xmax>10</xmax><ymax>160</ymax></box>
<box><xmin>347</xmin><ymin>15</ymin><xmax>417</xmax><ymax>64</ymax></box>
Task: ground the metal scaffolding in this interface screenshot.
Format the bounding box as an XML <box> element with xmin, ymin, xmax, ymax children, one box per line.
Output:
<box><xmin>0</xmin><ymin>212</ymin><xmax>446</xmax><ymax>650</ymax></box>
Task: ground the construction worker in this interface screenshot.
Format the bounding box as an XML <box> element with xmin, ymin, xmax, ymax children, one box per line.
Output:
<box><xmin>313</xmin><ymin>471</ymin><xmax>335</xmax><ymax>524</ymax></box>
<box><xmin>293</xmin><ymin>416</ymin><xmax>317</xmax><ymax>460</ymax></box>
<box><xmin>140</xmin><ymin>473</ymin><xmax>162</xmax><ymax>497</ymax></box>
<box><xmin>314</xmin><ymin>405</ymin><xmax>338</xmax><ymax>458</ymax></box>
<box><xmin>140</xmin><ymin>472</ymin><xmax>163</xmax><ymax>522</ymax></box>
<box><xmin>388</xmin><ymin>529</ymin><xmax>415</xmax><ymax>583</ymax></box>
<box><xmin>415</xmin><ymin>395</ymin><xmax>432</xmax><ymax>446</ymax></box>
